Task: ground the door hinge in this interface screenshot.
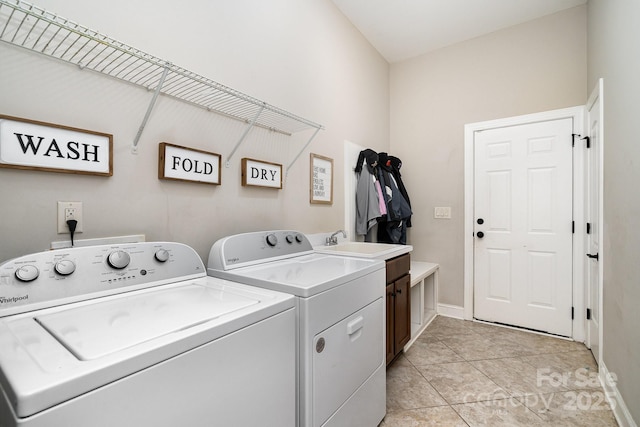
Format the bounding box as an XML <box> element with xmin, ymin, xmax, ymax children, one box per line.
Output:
<box><xmin>571</xmin><ymin>306</ymin><xmax>575</xmax><ymax>320</ymax></box>
<box><xmin>587</xmin><ymin>308</ymin><xmax>592</xmax><ymax>320</ymax></box>
<box><xmin>582</xmin><ymin>136</ymin><xmax>591</xmax><ymax>148</ymax></box>
<box><xmin>572</xmin><ymin>221</ymin><xmax>575</xmax><ymax>233</ymax></box>
<box><xmin>586</xmin><ymin>222</ymin><xmax>591</xmax><ymax>234</ymax></box>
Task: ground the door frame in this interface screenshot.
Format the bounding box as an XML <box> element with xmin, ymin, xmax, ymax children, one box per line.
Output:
<box><xmin>463</xmin><ymin>106</ymin><xmax>586</xmax><ymax>341</ymax></box>
<box><xmin>344</xmin><ymin>140</ymin><xmax>367</xmax><ymax>241</ymax></box>
<box><xmin>586</xmin><ymin>79</ymin><xmax>604</xmax><ymax>365</ymax></box>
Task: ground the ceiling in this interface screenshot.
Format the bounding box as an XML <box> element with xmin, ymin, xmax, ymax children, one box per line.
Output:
<box><xmin>331</xmin><ymin>0</ymin><xmax>587</xmax><ymax>63</ymax></box>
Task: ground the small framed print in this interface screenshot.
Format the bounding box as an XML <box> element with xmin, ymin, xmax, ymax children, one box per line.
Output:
<box><xmin>241</xmin><ymin>158</ymin><xmax>283</xmax><ymax>189</ymax></box>
<box><xmin>158</xmin><ymin>142</ymin><xmax>221</xmax><ymax>185</ymax></box>
<box><xmin>310</xmin><ymin>153</ymin><xmax>333</xmax><ymax>204</ymax></box>
<box><xmin>0</xmin><ymin>114</ymin><xmax>113</xmax><ymax>176</ymax></box>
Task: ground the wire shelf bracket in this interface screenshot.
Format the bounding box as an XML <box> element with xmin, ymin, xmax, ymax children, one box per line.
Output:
<box><xmin>0</xmin><ymin>0</ymin><xmax>324</xmax><ymax>160</ymax></box>
<box><xmin>132</xmin><ymin>63</ymin><xmax>169</xmax><ymax>154</ymax></box>
<box><xmin>286</xmin><ymin>127</ymin><xmax>322</xmax><ymax>176</ymax></box>
<box><xmin>225</xmin><ymin>104</ymin><xmax>265</xmax><ymax>168</ymax></box>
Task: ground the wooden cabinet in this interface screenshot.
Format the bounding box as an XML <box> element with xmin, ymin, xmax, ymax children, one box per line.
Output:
<box><xmin>385</xmin><ymin>253</ymin><xmax>411</xmax><ymax>365</ymax></box>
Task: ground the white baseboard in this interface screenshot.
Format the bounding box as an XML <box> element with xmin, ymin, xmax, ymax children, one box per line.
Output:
<box><xmin>437</xmin><ymin>303</ymin><xmax>464</xmax><ymax>319</ymax></box>
<box><xmin>600</xmin><ymin>361</ymin><xmax>638</xmax><ymax>427</ymax></box>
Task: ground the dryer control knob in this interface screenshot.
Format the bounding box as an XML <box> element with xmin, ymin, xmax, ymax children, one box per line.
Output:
<box><xmin>295</xmin><ymin>233</ymin><xmax>304</xmax><ymax>243</ymax></box>
<box><xmin>54</xmin><ymin>259</ymin><xmax>76</xmax><ymax>276</ymax></box>
<box><xmin>266</xmin><ymin>234</ymin><xmax>278</xmax><ymax>247</ymax></box>
<box><xmin>285</xmin><ymin>235</ymin><xmax>294</xmax><ymax>244</ymax></box>
<box><xmin>155</xmin><ymin>249</ymin><xmax>170</xmax><ymax>262</ymax></box>
<box><xmin>107</xmin><ymin>250</ymin><xmax>130</xmax><ymax>269</ymax></box>
<box><xmin>15</xmin><ymin>265</ymin><xmax>39</xmax><ymax>282</ymax></box>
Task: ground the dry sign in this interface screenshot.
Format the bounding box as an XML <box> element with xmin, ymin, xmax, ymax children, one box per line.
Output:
<box><xmin>158</xmin><ymin>143</ymin><xmax>221</xmax><ymax>185</ymax></box>
<box><xmin>241</xmin><ymin>158</ymin><xmax>282</xmax><ymax>189</ymax></box>
<box><xmin>0</xmin><ymin>115</ymin><xmax>113</xmax><ymax>176</ymax></box>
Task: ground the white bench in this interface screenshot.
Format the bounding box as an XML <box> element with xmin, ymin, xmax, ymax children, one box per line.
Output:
<box><xmin>404</xmin><ymin>261</ymin><xmax>439</xmax><ymax>351</ymax></box>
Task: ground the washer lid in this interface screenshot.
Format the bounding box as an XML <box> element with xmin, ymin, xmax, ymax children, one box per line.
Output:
<box><xmin>0</xmin><ymin>277</ymin><xmax>294</xmax><ymax>419</ymax></box>
<box><xmin>35</xmin><ymin>283</ymin><xmax>258</xmax><ymax>360</ymax></box>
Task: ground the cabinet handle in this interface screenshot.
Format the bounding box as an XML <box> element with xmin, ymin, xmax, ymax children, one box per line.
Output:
<box><xmin>396</xmin><ymin>288</ymin><xmax>402</xmax><ymax>294</ymax></box>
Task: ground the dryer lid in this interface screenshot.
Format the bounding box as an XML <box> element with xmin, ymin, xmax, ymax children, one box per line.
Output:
<box><xmin>35</xmin><ymin>283</ymin><xmax>258</xmax><ymax>360</ymax></box>
<box><xmin>211</xmin><ymin>253</ymin><xmax>384</xmax><ymax>297</ymax></box>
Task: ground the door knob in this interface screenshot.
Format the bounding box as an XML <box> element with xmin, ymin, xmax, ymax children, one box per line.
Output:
<box><xmin>476</xmin><ymin>231</ymin><xmax>484</xmax><ymax>238</ymax></box>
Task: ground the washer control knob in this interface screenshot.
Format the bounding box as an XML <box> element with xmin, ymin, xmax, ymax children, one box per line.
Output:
<box><xmin>54</xmin><ymin>259</ymin><xmax>76</xmax><ymax>276</ymax></box>
<box><xmin>107</xmin><ymin>250</ymin><xmax>130</xmax><ymax>269</ymax></box>
<box><xmin>155</xmin><ymin>249</ymin><xmax>170</xmax><ymax>262</ymax></box>
<box><xmin>285</xmin><ymin>235</ymin><xmax>294</xmax><ymax>244</ymax></box>
<box><xmin>295</xmin><ymin>233</ymin><xmax>304</xmax><ymax>243</ymax></box>
<box><xmin>266</xmin><ymin>234</ymin><xmax>278</xmax><ymax>247</ymax></box>
<box><xmin>15</xmin><ymin>265</ymin><xmax>39</xmax><ymax>282</ymax></box>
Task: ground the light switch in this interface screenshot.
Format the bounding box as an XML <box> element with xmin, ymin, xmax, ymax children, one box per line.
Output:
<box><xmin>434</xmin><ymin>206</ymin><xmax>451</xmax><ymax>219</ymax></box>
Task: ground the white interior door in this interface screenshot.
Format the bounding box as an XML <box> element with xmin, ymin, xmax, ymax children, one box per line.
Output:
<box><xmin>586</xmin><ymin>79</ymin><xmax>603</xmax><ymax>364</ymax></box>
<box><xmin>473</xmin><ymin>119</ymin><xmax>574</xmax><ymax>337</ymax></box>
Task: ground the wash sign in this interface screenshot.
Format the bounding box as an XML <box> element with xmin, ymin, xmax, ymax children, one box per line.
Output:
<box><xmin>0</xmin><ymin>115</ymin><xmax>113</xmax><ymax>176</ymax></box>
<box><xmin>158</xmin><ymin>142</ymin><xmax>221</xmax><ymax>185</ymax></box>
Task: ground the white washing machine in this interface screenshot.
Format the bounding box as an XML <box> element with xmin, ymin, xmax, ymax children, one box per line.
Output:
<box><xmin>207</xmin><ymin>230</ymin><xmax>386</xmax><ymax>427</ymax></box>
<box><xmin>0</xmin><ymin>242</ymin><xmax>296</xmax><ymax>427</ymax></box>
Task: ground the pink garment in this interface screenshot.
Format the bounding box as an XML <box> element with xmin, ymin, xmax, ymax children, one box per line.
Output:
<box><xmin>374</xmin><ymin>178</ymin><xmax>387</xmax><ymax>215</ymax></box>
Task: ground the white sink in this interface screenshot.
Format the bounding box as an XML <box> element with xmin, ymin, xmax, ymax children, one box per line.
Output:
<box><xmin>315</xmin><ymin>242</ymin><xmax>412</xmax><ymax>260</ymax></box>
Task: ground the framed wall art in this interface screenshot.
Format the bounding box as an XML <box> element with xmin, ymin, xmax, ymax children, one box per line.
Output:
<box><xmin>241</xmin><ymin>158</ymin><xmax>283</xmax><ymax>189</ymax></box>
<box><xmin>158</xmin><ymin>142</ymin><xmax>221</xmax><ymax>185</ymax></box>
<box><xmin>310</xmin><ymin>153</ymin><xmax>333</xmax><ymax>204</ymax></box>
<box><xmin>0</xmin><ymin>114</ymin><xmax>113</xmax><ymax>176</ymax></box>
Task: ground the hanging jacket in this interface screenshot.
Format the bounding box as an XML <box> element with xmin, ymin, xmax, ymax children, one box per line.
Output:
<box><xmin>376</xmin><ymin>152</ymin><xmax>412</xmax><ymax>244</ymax></box>
<box><xmin>377</xmin><ymin>153</ymin><xmax>411</xmax><ymax>223</ymax></box>
<box><xmin>355</xmin><ymin>150</ymin><xmax>381</xmax><ymax>236</ymax></box>
<box><xmin>388</xmin><ymin>155</ymin><xmax>412</xmax><ymax>228</ymax></box>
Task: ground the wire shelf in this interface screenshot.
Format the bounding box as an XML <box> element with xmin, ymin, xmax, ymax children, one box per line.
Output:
<box><xmin>0</xmin><ymin>0</ymin><xmax>324</xmax><ymax>141</ymax></box>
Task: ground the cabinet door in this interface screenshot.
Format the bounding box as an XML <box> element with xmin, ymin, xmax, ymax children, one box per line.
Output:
<box><xmin>385</xmin><ymin>283</ymin><xmax>395</xmax><ymax>365</ymax></box>
<box><xmin>394</xmin><ymin>274</ymin><xmax>411</xmax><ymax>351</ymax></box>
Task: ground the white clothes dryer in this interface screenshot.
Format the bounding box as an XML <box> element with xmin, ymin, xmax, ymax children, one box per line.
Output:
<box><xmin>207</xmin><ymin>230</ymin><xmax>387</xmax><ymax>427</ymax></box>
<box><xmin>0</xmin><ymin>242</ymin><xmax>296</xmax><ymax>427</ymax></box>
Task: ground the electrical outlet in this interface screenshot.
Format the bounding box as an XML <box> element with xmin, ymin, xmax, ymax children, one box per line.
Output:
<box><xmin>57</xmin><ymin>201</ymin><xmax>83</xmax><ymax>233</ymax></box>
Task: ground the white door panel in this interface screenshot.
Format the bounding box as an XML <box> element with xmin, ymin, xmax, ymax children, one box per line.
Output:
<box><xmin>474</xmin><ymin>119</ymin><xmax>573</xmax><ymax>337</ymax></box>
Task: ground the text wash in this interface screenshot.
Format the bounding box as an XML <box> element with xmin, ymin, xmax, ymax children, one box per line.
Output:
<box><xmin>15</xmin><ymin>133</ymin><xmax>100</xmax><ymax>162</ymax></box>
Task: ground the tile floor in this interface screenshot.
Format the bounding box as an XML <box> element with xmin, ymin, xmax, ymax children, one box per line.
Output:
<box><xmin>380</xmin><ymin>316</ymin><xmax>619</xmax><ymax>427</ymax></box>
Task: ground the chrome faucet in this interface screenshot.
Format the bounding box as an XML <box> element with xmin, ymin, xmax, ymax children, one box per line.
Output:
<box><xmin>326</xmin><ymin>230</ymin><xmax>347</xmax><ymax>246</ymax></box>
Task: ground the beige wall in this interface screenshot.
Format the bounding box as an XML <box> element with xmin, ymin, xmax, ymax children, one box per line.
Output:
<box><xmin>588</xmin><ymin>0</ymin><xmax>640</xmax><ymax>422</ymax></box>
<box><xmin>0</xmin><ymin>0</ymin><xmax>390</xmax><ymax>263</ymax></box>
<box><xmin>390</xmin><ymin>6</ymin><xmax>587</xmax><ymax>307</ymax></box>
